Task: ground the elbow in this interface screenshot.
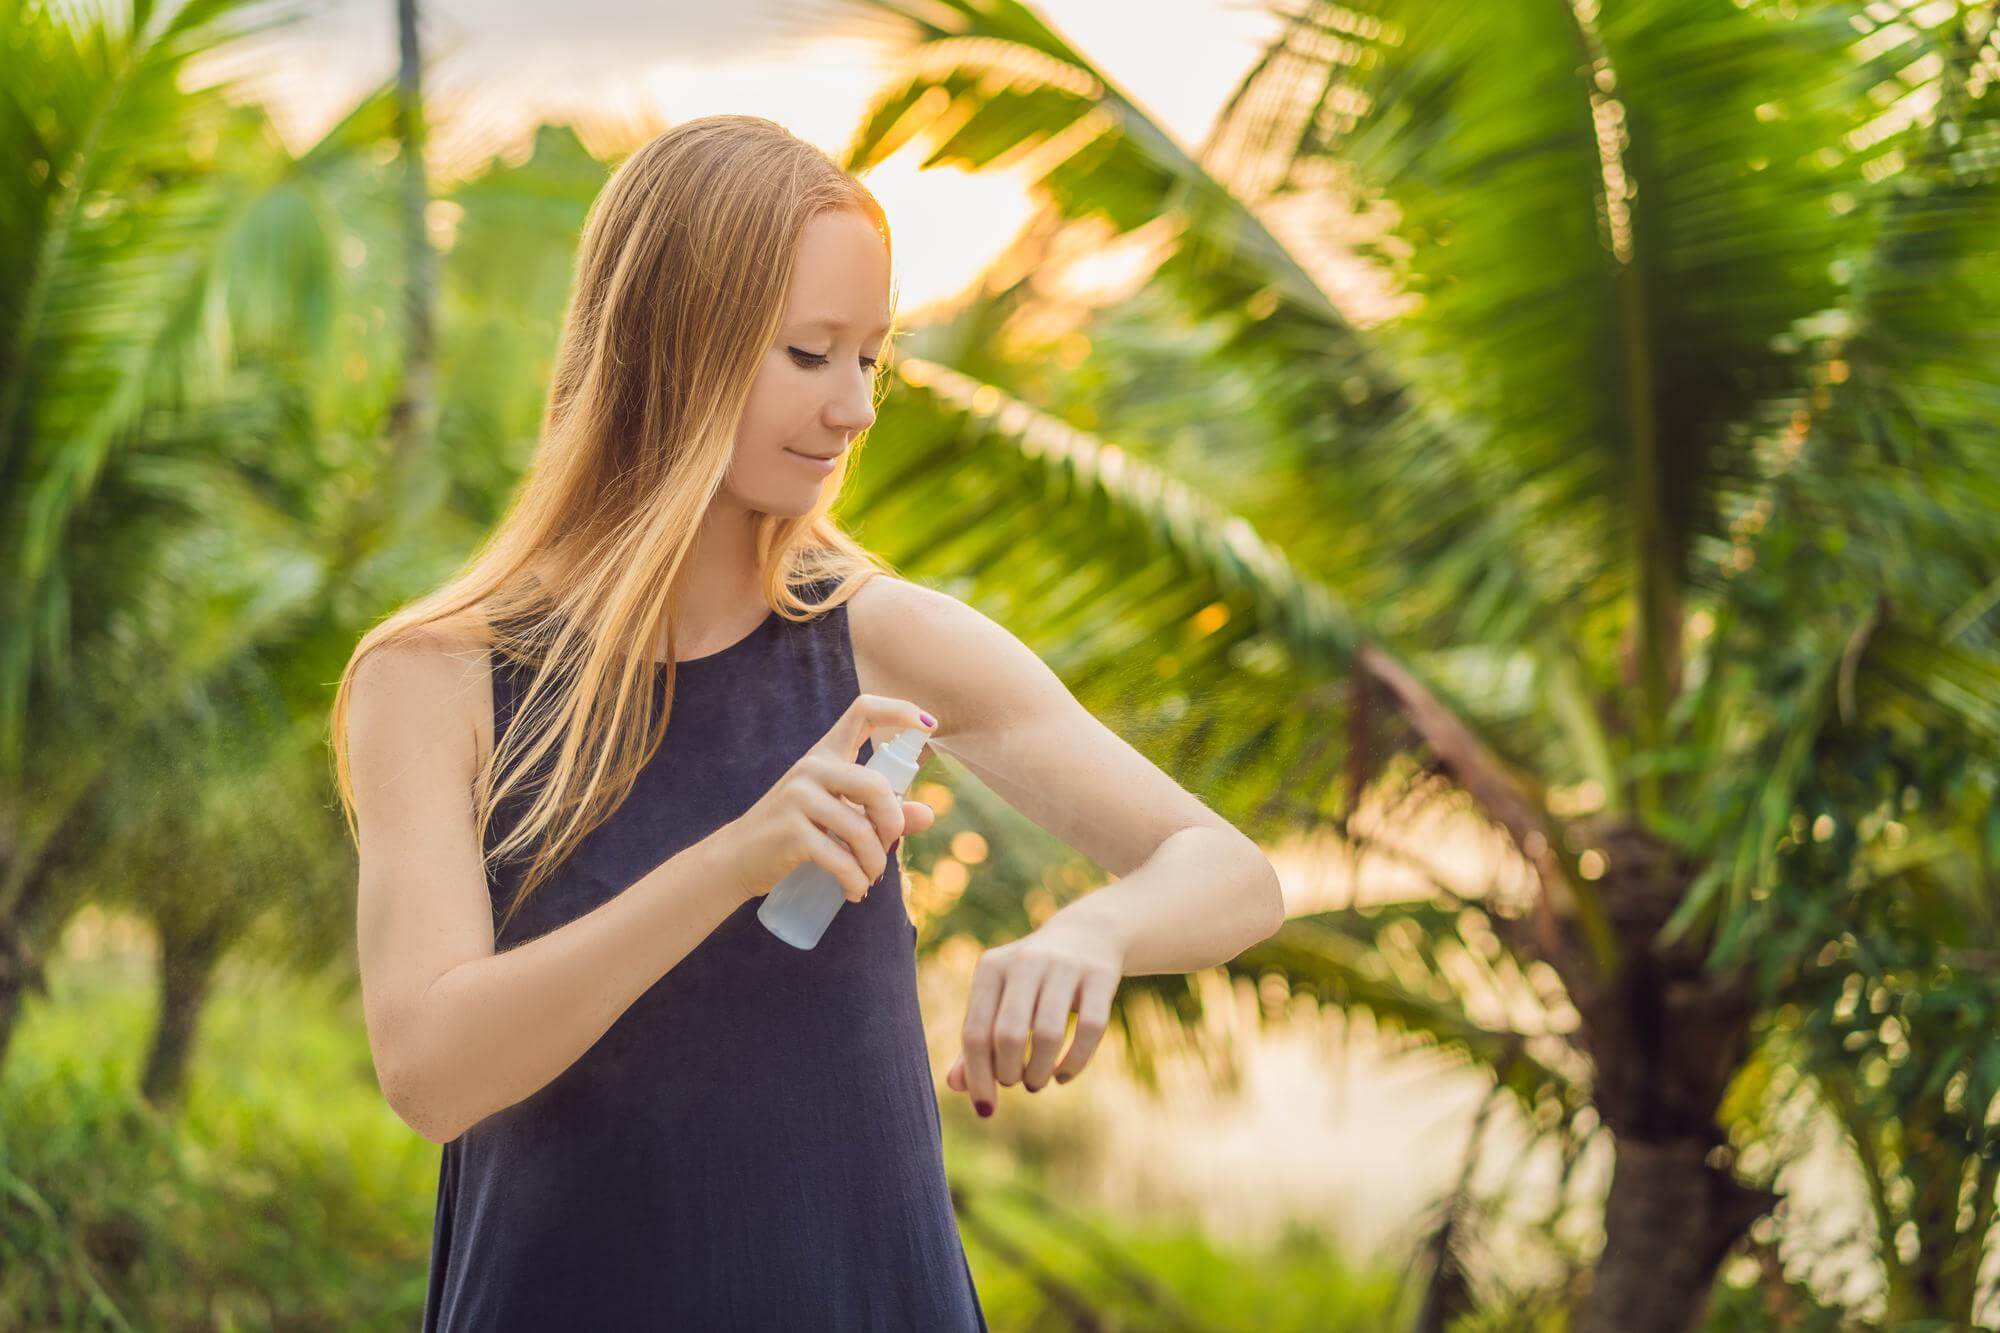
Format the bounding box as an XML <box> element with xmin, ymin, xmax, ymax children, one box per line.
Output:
<box><xmin>405</xmin><ymin>1111</ymin><xmax>462</xmax><ymax>1147</ymax></box>
<box><xmin>1207</xmin><ymin>828</ymin><xmax>1284</xmax><ymax>945</ymax></box>
<box><xmin>393</xmin><ymin>1092</ymin><xmax>464</xmax><ymax>1147</ymax></box>
<box><xmin>1254</xmin><ymin>855</ymin><xmax>1286</xmax><ymax>940</ymax></box>
<box><xmin>372</xmin><ymin>995</ymin><xmax>474</xmax><ymax>1144</ymax></box>
<box><xmin>1262</xmin><ymin>898</ymin><xmax>1287</xmax><ymax>941</ymax></box>
<box><xmin>1221</xmin><ymin>836</ymin><xmax>1285</xmax><ymax>946</ymax></box>
<box><xmin>379</xmin><ymin>1060</ymin><xmax>464</xmax><ymax>1146</ymax></box>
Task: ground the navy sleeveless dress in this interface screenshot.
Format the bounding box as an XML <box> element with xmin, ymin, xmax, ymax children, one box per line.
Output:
<box><xmin>421</xmin><ymin>578</ymin><xmax>988</xmax><ymax>1331</ymax></box>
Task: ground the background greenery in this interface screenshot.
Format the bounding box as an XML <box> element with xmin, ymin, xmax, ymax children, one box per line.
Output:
<box><xmin>3</xmin><ymin>0</ymin><xmax>1997</xmax><ymax>1328</ymax></box>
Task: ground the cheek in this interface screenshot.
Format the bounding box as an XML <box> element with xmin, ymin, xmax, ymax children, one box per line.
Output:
<box><xmin>738</xmin><ymin>360</ymin><xmax>817</xmax><ymax>440</ymax></box>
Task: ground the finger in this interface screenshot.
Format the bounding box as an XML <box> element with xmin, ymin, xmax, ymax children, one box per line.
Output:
<box><xmin>821</xmin><ymin>693</ymin><xmax>936</xmax><ymax>766</ymax></box>
<box><xmin>1052</xmin><ymin>968</ymin><xmax>1119</xmax><ymax>1084</ymax></box>
<box><xmin>817</xmin><ymin>759</ymin><xmax>904</xmax><ymax>852</ymax></box>
<box><xmin>960</xmin><ymin>955</ymin><xmax>1003</xmax><ymax>1116</ymax></box>
<box><xmin>1022</xmin><ymin>965</ymin><xmax>1081</xmax><ymax>1092</ymax></box>
<box><xmin>803</xmin><ymin>821</ymin><xmax>871</xmax><ymax>901</ymax></box>
<box><xmin>901</xmin><ymin>799</ymin><xmax>936</xmax><ymax>836</ymax></box>
<box><xmin>800</xmin><ymin>789</ymin><xmax>887</xmax><ymax>885</ymax></box>
<box><xmin>945</xmin><ymin>1050</ymin><xmax>965</xmax><ymax>1092</ymax></box>
<box><xmin>989</xmin><ymin>957</ymin><xmax>1049</xmax><ymax>1089</ymax></box>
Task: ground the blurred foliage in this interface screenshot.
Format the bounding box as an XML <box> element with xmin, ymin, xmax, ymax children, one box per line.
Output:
<box><xmin>0</xmin><ymin>953</ymin><xmax>439</xmax><ymax>1329</ymax></box>
<box><xmin>4</xmin><ymin>0</ymin><xmax>2000</xmax><ymax>1327</ymax></box>
<box><xmin>845</xmin><ymin>0</ymin><xmax>2000</xmax><ymax>1325</ymax></box>
<box><xmin>1</xmin><ymin>950</ymin><xmax>1422</xmax><ymax>1330</ymax></box>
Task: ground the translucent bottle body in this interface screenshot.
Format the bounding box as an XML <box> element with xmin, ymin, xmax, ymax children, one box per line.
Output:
<box><xmin>756</xmin><ymin>727</ymin><xmax>930</xmax><ymax>950</ymax></box>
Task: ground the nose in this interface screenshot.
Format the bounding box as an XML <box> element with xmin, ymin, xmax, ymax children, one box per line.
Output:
<box><xmin>826</xmin><ymin>377</ymin><xmax>875</xmax><ymax>436</ymax></box>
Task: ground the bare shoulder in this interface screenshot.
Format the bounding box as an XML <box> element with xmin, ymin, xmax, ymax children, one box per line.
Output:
<box><xmin>844</xmin><ymin>573</ymin><xmax>1249</xmax><ymax>879</ymax></box>
<box><xmin>843</xmin><ymin>573</ymin><xmax>983</xmax><ymax>682</ymax></box>
<box><xmin>843</xmin><ymin>574</ymin><xmax>1048</xmax><ymax>752</ymax></box>
<box><xmin>844</xmin><ymin>572</ymin><xmax>962</xmax><ymax>634</ymax></box>
<box><xmin>348</xmin><ymin>622</ymin><xmax>496</xmax><ymax>784</ymax></box>
<box><xmin>845</xmin><ymin>573</ymin><xmax>942</xmax><ymax>707</ymax></box>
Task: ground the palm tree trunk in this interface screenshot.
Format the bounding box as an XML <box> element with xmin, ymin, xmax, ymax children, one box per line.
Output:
<box><xmin>0</xmin><ymin>793</ymin><xmax>96</xmax><ymax>1069</ymax></box>
<box><xmin>1579</xmin><ymin>1136</ymin><xmax>1776</xmax><ymax>1333</ymax></box>
<box><xmin>0</xmin><ymin>913</ymin><xmax>46</xmax><ymax>1069</ymax></box>
<box><xmin>139</xmin><ymin>913</ymin><xmax>229</xmax><ymax>1108</ymax></box>
<box><xmin>1550</xmin><ymin>818</ymin><xmax>1779</xmax><ymax>1333</ymax></box>
<box><xmin>385</xmin><ymin>0</ymin><xmax>436</xmax><ymax>468</ymax></box>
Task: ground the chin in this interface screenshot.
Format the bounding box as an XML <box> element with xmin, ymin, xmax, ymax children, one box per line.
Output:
<box><xmin>721</xmin><ymin>478</ymin><xmax>821</xmax><ymax>516</ymax></box>
<box><xmin>757</xmin><ymin>489</ymin><xmax>824</xmax><ymax>517</ymax></box>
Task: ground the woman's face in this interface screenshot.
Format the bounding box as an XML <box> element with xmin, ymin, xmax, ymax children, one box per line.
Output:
<box><xmin>723</xmin><ymin>207</ymin><xmax>892</xmax><ymax>516</ymax></box>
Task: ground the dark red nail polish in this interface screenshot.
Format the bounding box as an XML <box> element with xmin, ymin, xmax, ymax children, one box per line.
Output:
<box><xmin>976</xmin><ymin>1101</ymin><xmax>992</xmax><ymax>1118</ymax></box>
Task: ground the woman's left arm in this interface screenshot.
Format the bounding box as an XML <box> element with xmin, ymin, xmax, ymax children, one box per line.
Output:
<box><xmin>849</xmin><ymin>578</ymin><xmax>1287</xmax><ymax>1114</ymax></box>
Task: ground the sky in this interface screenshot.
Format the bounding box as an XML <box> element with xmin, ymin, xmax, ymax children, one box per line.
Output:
<box><xmin>209</xmin><ymin>0</ymin><xmax>1288</xmax><ymax>316</ymax></box>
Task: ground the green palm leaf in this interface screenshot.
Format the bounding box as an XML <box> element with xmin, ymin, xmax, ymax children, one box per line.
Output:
<box><xmin>844</xmin><ymin>0</ymin><xmax>1544</xmax><ymax>604</ymax></box>
<box><xmin>858</xmin><ymin>358</ymin><xmax>1624</xmax><ymax>970</ymax></box>
<box><xmin>0</xmin><ymin>0</ymin><xmax>310</xmax><ymax>769</ymax></box>
<box><xmin>847</xmin><ymin>0</ymin><xmax>1617</xmax><ymax>803</ymax></box>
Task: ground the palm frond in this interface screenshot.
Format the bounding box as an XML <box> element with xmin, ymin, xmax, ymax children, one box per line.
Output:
<box><xmin>857</xmin><ymin>358</ymin><xmax>1637</xmax><ymax>976</ymax></box>
<box><xmin>1240</xmin><ymin>904</ymin><xmax>1583</xmax><ymax>1107</ymax></box>
<box><xmin>0</xmin><ymin>0</ymin><xmax>313</xmax><ymax>769</ymax></box>
<box><xmin>863</xmin><ymin>358</ymin><xmax>1577</xmax><ymax>844</ymax></box>
<box><xmin>862</xmin><ymin>1</ymin><xmax>1586</xmax><ymax>631</ymax></box>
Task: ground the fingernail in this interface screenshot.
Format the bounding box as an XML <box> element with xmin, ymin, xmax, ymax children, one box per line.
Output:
<box><xmin>976</xmin><ymin>1101</ymin><xmax>992</xmax><ymax>1118</ymax></box>
<box><xmin>1055</xmin><ymin>1072</ymin><xmax>1071</xmax><ymax>1083</ymax></box>
<box><xmin>919</xmin><ymin>712</ymin><xmax>936</xmax><ymax>728</ymax></box>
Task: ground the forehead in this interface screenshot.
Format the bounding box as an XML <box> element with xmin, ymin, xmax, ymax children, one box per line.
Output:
<box><xmin>783</xmin><ymin>211</ymin><xmax>893</xmax><ymax>336</ymax></box>
<box><xmin>790</xmin><ymin>315</ymin><xmax>892</xmax><ymax>338</ymax></box>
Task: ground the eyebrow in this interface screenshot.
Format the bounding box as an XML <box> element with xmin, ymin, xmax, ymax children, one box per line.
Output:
<box><xmin>795</xmin><ymin>317</ymin><xmax>892</xmax><ymax>337</ymax></box>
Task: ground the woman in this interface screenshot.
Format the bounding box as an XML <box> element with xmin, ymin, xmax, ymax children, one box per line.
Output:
<box><xmin>332</xmin><ymin>114</ymin><xmax>1284</xmax><ymax>1330</ymax></box>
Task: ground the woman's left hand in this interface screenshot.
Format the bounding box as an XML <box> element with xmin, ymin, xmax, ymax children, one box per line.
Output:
<box><xmin>945</xmin><ymin>916</ymin><xmax>1124</xmax><ymax>1118</ymax></box>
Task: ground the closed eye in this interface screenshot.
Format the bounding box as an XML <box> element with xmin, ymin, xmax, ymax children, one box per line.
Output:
<box><xmin>788</xmin><ymin>347</ymin><xmax>879</xmax><ymax>371</ymax></box>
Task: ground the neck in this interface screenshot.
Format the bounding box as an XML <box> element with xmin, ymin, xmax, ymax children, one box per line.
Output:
<box><xmin>665</xmin><ymin>500</ymin><xmax>766</xmax><ymax>651</ymax></box>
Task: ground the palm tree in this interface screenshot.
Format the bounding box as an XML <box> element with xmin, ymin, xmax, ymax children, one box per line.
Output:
<box><xmin>0</xmin><ymin>0</ymin><xmax>621</xmax><ymax>1112</ymax></box>
<box><xmin>0</xmin><ymin>0</ymin><xmax>320</xmax><ymax>1061</ymax></box>
<box><xmin>831</xmin><ymin>0</ymin><xmax>2000</xmax><ymax>1325</ymax></box>
<box><xmin>0</xmin><ymin>0</ymin><xmax>436</xmax><ymax>1085</ymax></box>
<box><xmin>383</xmin><ymin>0</ymin><xmax>437</xmax><ymax>478</ymax></box>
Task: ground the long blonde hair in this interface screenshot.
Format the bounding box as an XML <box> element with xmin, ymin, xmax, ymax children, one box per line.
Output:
<box><xmin>329</xmin><ymin>114</ymin><xmax>901</xmax><ymax>938</ymax></box>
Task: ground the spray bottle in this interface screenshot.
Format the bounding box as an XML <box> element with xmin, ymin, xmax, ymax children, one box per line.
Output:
<box><xmin>757</xmin><ymin>727</ymin><xmax>932</xmax><ymax>949</ymax></box>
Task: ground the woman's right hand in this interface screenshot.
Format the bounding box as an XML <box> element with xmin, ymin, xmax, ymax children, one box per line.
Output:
<box><xmin>719</xmin><ymin>693</ymin><xmax>937</xmax><ymax>904</ymax></box>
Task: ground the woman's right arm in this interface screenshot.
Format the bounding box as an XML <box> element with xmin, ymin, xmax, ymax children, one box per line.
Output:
<box><xmin>348</xmin><ymin>635</ymin><xmax>752</xmax><ymax>1145</ymax></box>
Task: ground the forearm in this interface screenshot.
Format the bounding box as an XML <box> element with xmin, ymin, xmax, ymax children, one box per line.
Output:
<box><xmin>387</xmin><ymin>825</ymin><xmax>746</xmax><ymax>1142</ymax></box>
<box><xmin>1047</xmin><ymin>825</ymin><xmax>1286</xmax><ymax>976</ymax></box>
